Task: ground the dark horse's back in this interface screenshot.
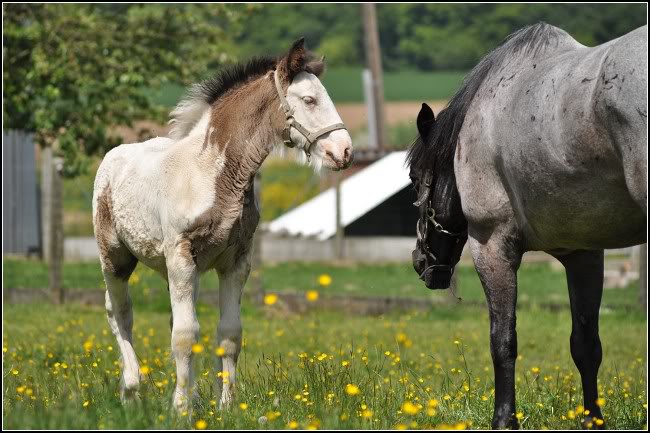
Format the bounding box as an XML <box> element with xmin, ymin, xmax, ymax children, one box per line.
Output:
<box><xmin>456</xmin><ymin>24</ymin><xmax>647</xmax><ymax>251</ymax></box>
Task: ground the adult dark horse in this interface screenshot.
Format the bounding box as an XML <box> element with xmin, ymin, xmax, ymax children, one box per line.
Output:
<box><xmin>408</xmin><ymin>23</ymin><xmax>647</xmax><ymax>429</ymax></box>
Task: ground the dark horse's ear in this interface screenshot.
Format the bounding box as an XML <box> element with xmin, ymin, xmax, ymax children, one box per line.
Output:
<box><xmin>279</xmin><ymin>37</ymin><xmax>307</xmax><ymax>82</ymax></box>
<box><xmin>417</xmin><ymin>103</ymin><xmax>435</xmax><ymax>138</ymax></box>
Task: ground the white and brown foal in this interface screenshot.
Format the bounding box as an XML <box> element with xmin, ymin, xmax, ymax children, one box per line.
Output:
<box><xmin>92</xmin><ymin>39</ymin><xmax>352</xmax><ymax>412</ymax></box>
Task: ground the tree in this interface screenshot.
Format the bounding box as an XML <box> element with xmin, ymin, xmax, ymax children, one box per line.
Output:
<box><xmin>3</xmin><ymin>3</ymin><xmax>250</xmax><ymax>176</ymax></box>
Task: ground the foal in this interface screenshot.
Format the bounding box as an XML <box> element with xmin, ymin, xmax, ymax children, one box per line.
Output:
<box><xmin>92</xmin><ymin>39</ymin><xmax>352</xmax><ymax>412</ymax></box>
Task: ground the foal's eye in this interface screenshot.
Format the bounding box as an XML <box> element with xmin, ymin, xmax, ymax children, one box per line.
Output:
<box><xmin>302</xmin><ymin>96</ymin><xmax>316</xmax><ymax>105</ymax></box>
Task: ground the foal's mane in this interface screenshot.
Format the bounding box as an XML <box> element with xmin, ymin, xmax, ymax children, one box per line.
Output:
<box><xmin>169</xmin><ymin>56</ymin><xmax>278</xmax><ymax>140</ymax></box>
<box><xmin>407</xmin><ymin>22</ymin><xmax>565</xmax><ymax>172</ymax></box>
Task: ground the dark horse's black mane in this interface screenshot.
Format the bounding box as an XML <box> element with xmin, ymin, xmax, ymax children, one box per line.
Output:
<box><xmin>407</xmin><ymin>22</ymin><xmax>564</xmax><ymax>172</ymax></box>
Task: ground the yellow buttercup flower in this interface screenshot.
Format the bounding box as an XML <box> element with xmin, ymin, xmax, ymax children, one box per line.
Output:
<box><xmin>345</xmin><ymin>384</ymin><xmax>360</xmax><ymax>396</ymax></box>
<box><xmin>215</xmin><ymin>347</ymin><xmax>226</xmax><ymax>357</ymax></box>
<box><xmin>596</xmin><ymin>398</ymin><xmax>606</xmax><ymax>407</ymax></box>
<box><xmin>318</xmin><ymin>274</ymin><xmax>332</xmax><ymax>287</ymax></box>
<box><xmin>191</xmin><ymin>343</ymin><xmax>204</xmax><ymax>354</ymax></box>
<box><xmin>288</xmin><ymin>421</ymin><xmax>299</xmax><ymax>429</ymax></box>
<box><xmin>401</xmin><ymin>401</ymin><xmax>420</xmax><ymax>415</ymax></box>
<box><xmin>140</xmin><ymin>365</ymin><xmax>152</xmax><ymax>375</ymax></box>
<box><xmin>306</xmin><ymin>290</ymin><xmax>319</xmax><ymax>302</ymax></box>
<box><xmin>531</xmin><ymin>367</ymin><xmax>540</xmax><ymax>374</ymax></box>
<box><xmin>195</xmin><ymin>420</ymin><xmax>207</xmax><ymax>430</ymax></box>
<box><xmin>264</xmin><ymin>294</ymin><xmax>278</xmax><ymax>305</ymax></box>
<box><xmin>239</xmin><ymin>402</ymin><xmax>248</xmax><ymax>410</ymax></box>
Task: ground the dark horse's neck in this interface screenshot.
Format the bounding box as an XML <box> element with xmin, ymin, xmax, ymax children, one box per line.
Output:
<box><xmin>433</xmin><ymin>159</ymin><xmax>467</xmax><ymax>233</ymax></box>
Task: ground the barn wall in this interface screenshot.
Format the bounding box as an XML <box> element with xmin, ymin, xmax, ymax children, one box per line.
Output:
<box><xmin>3</xmin><ymin>130</ymin><xmax>41</xmax><ymax>255</ymax></box>
<box><xmin>344</xmin><ymin>186</ymin><xmax>419</xmax><ymax>236</ymax></box>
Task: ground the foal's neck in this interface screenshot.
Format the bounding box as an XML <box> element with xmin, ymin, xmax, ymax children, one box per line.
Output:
<box><xmin>207</xmin><ymin>74</ymin><xmax>284</xmax><ymax>194</ymax></box>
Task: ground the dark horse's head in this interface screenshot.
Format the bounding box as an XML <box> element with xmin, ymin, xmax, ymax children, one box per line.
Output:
<box><xmin>408</xmin><ymin>103</ymin><xmax>468</xmax><ymax>289</ymax></box>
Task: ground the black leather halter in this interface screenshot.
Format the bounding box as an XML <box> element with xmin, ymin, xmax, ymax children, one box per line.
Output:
<box><xmin>414</xmin><ymin>170</ymin><xmax>467</xmax><ymax>275</ymax></box>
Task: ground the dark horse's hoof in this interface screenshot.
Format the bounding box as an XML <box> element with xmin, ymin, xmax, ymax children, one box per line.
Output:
<box><xmin>581</xmin><ymin>417</ymin><xmax>606</xmax><ymax>430</ymax></box>
<box><xmin>491</xmin><ymin>419</ymin><xmax>519</xmax><ymax>430</ymax></box>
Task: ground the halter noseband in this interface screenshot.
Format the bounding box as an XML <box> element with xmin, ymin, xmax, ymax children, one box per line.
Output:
<box><xmin>273</xmin><ymin>70</ymin><xmax>347</xmax><ymax>160</ymax></box>
<box><xmin>414</xmin><ymin>170</ymin><xmax>468</xmax><ymax>278</ymax></box>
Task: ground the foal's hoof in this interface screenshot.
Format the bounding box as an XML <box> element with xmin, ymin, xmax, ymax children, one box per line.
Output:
<box><xmin>172</xmin><ymin>392</ymin><xmax>192</xmax><ymax>416</ymax></box>
<box><xmin>120</xmin><ymin>386</ymin><xmax>141</xmax><ymax>403</ymax></box>
<box><xmin>119</xmin><ymin>376</ymin><xmax>141</xmax><ymax>403</ymax></box>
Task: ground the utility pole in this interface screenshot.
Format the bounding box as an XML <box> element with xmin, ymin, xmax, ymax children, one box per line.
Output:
<box><xmin>334</xmin><ymin>172</ymin><xmax>344</xmax><ymax>260</ymax></box>
<box><xmin>362</xmin><ymin>3</ymin><xmax>387</xmax><ymax>150</ymax></box>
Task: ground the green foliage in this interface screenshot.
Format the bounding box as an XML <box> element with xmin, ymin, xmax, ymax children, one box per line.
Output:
<box><xmin>239</xmin><ymin>4</ymin><xmax>646</xmax><ymax>71</ymax></box>
<box><xmin>3</xmin><ymin>4</ymin><xmax>246</xmax><ymax>176</ymax></box>
<box><xmin>234</xmin><ymin>4</ymin><xmax>362</xmax><ymax>64</ymax></box>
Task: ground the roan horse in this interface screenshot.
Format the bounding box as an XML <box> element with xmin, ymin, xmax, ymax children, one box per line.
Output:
<box><xmin>92</xmin><ymin>39</ymin><xmax>352</xmax><ymax>412</ymax></box>
<box><xmin>408</xmin><ymin>23</ymin><xmax>647</xmax><ymax>429</ymax></box>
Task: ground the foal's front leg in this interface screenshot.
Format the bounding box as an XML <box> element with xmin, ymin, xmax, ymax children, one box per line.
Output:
<box><xmin>216</xmin><ymin>255</ymin><xmax>251</xmax><ymax>408</ymax></box>
<box><xmin>470</xmin><ymin>234</ymin><xmax>523</xmax><ymax>429</ymax></box>
<box><xmin>167</xmin><ymin>241</ymin><xmax>200</xmax><ymax>413</ymax></box>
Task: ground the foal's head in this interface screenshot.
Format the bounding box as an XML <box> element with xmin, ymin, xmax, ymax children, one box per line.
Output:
<box><xmin>276</xmin><ymin>38</ymin><xmax>353</xmax><ymax>170</ymax></box>
<box><xmin>409</xmin><ymin>103</ymin><xmax>468</xmax><ymax>290</ymax></box>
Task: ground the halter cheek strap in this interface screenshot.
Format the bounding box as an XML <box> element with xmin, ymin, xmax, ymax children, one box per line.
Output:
<box><xmin>273</xmin><ymin>70</ymin><xmax>347</xmax><ymax>160</ymax></box>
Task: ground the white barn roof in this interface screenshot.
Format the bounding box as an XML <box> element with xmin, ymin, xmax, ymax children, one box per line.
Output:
<box><xmin>267</xmin><ymin>151</ymin><xmax>411</xmax><ymax>240</ymax></box>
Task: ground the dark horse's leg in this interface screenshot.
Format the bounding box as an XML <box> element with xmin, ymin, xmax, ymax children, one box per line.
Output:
<box><xmin>470</xmin><ymin>234</ymin><xmax>523</xmax><ymax>429</ymax></box>
<box><xmin>553</xmin><ymin>249</ymin><xmax>605</xmax><ymax>428</ymax></box>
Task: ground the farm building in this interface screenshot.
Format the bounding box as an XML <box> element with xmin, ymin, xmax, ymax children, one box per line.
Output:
<box><xmin>263</xmin><ymin>151</ymin><xmax>420</xmax><ymax>262</ymax></box>
<box><xmin>268</xmin><ymin>151</ymin><xmax>418</xmax><ymax>239</ymax></box>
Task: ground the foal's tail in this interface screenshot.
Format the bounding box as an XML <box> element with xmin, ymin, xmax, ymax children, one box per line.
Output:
<box><xmin>168</xmin><ymin>86</ymin><xmax>210</xmax><ymax>141</ymax></box>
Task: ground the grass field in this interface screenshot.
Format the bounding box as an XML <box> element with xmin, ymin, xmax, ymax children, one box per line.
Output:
<box><xmin>3</xmin><ymin>258</ymin><xmax>643</xmax><ymax>311</ymax></box>
<box><xmin>148</xmin><ymin>68</ymin><xmax>466</xmax><ymax>107</ymax></box>
<box><xmin>3</xmin><ymin>298</ymin><xmax>646</xmax><ymax>429</ymax></box>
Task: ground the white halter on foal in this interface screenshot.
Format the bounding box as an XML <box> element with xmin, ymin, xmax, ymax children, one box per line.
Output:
<box><xmin>273</xmin><ymin>70</ymin><xmax>347</xmax><ymax>160</ymax></box>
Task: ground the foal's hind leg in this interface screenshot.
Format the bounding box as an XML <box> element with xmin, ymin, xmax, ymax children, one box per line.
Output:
<box><xmin>470</xmin><ymin>233</ymin><xmax>523</xmax><ymax>430</ymax></box>
<box><xmin>215</xmin><ymin>254</ymin><xmax>252</xmax><ymax>409</ymax></box>
<box><xmin>553</xmin><ymin>250</ymin><xmax>606</xmax><ymax>428</ymax></box>
<box><xmin>101</xmin><ymin>248</ymin><xmax>139</xmax><ymax>401</ymax></box>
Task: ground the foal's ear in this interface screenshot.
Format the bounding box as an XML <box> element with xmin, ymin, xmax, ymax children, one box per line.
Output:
<box><xmin>279</xmin><ymin>37</ymin><xmax>307</xmax><ymax>82</ymax></box>
<box><xmin>305</xmin><ymin>56</ymin><xmax>326</xmax><ymax>77</ymax></box>
<box><xmin>417</xmin><ymin>103</ymin><xmax>435</xmax><ymax>137</ymax></box>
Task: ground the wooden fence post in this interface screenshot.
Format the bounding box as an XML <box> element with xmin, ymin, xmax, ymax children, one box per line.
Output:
<box><xmin>640</xmin><ymin>243</ymin><xmax>647</xmax><ymax>312</ymax></box>
<box><xmin>41</xmin><ymin>146</ymin><xmax>52</xmax><ymax>262</ymax></box>
<box><xmin>49</xmin><ymin>156</ymin><xmax>65</xmax><ymax>304</ymax></box>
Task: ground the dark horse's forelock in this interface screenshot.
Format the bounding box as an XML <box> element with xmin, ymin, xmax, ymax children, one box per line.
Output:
<box><xmin>407</xmin><ymin>22</ymin><xmax>564</xmax><ymax>172</ymax></box>
<box><xmin>194</xmin><ymin>56</ymin><xmax>279</xmax><ymax>106</ymax></box>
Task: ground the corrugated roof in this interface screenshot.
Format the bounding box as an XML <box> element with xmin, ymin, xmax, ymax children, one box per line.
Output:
<box><xmin>267</xmin><ymin>151</ymin><xmax>411</xmax><ymax>240</ymax></box>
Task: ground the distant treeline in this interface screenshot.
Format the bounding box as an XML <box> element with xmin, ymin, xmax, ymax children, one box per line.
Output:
<box><xmin>233</xmin><ymin>3</ymin><xmax>647</xmax><ymax>71</ymax></box>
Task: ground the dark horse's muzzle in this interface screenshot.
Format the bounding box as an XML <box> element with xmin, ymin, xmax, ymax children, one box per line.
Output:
<box><xmin>412</xmin><ymin>244</ymin><xmax>455</xmax><ymax>290</ymax></box>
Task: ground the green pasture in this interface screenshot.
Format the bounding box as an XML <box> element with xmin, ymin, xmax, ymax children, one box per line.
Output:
<box><xmin>3</xmin><ymin>300</ymin><xmax>646</xmax><ymax>429</ymax></box>
<box><xmin>148</xmin><ymin>68</ymin><xmax>466</xmax><ymax>106</ymax></box>
<box><xmin>3</xmin><ymin>258</ymin><xmax>643</xmax><ymax>312</ymax></box>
